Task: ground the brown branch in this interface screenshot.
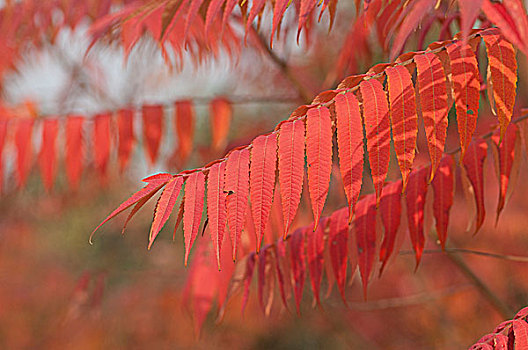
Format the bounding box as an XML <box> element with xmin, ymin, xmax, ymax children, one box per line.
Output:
<box><xmin>343</xmin><ymin>284</ymin><xmax>472</xmax><ymax>311</ymax></box>
<box><xmin>249</xmin><ymin>22</ymin><xmax>314</xmax><ymax>104</ymax></box>
<box><xmin>444</xmin><ymin>251</ymin><xmax>514</xmax><ymax>319</ymax></box>
<box><xmin>399</xmin><ymin>248</ymin><xmax>528</xmax><ymax>263</ymax></box>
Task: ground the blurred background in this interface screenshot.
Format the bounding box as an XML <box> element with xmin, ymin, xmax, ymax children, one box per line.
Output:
<box><xmin>2</xmin><ymin>0</ymin><xmax>528</xmax><ymax>349</ymax></box>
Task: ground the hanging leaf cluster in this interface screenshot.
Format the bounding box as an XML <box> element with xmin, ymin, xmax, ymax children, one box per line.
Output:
<box><xmin>92</xmin><ymin>29</ymin><xmax>524</xmax><ymax>328</ymax></box>
<box><xmin>470</xmin><ymin>306</ymin><xmax>528</xmax><ymax>349</ymax></box>
<box><xmin>0</xmin><ymin>97</ymin><xmax>232</xmax><ymax>192</ymax></box>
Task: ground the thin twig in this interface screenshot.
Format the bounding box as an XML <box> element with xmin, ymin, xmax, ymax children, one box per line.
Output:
<box><xmin>343</xmin><ymin>284</ymin><xmax>472</xmax><ymax>311</ymax></box>
<box><xmin>444</xmin><ymin>251</ymin><xmax>514</xmax><ymax>319</ymax></box>
<box><xmin>399</xmin><ymin>248</ymin><xmax>528</xmax><ymax>263</ymax></box>
<box><xmin>249</xmin><ymin>23</ymin><xmax>314</xmax><ymax>104</ymax></box>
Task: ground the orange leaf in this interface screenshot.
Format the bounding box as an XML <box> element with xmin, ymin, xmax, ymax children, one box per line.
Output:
<box><xmin>15</xmin><ymin>118</ymin><xmax>34</xmax><ymax>188</ymax></box>
<box><xmin>446</xmin><ymin>41</ymin><xmax>480</xmax><ymax>159</ymax></box>
<box><xmin>174</xmin><ymin>100</ymin><xmax>195</xmax><ymax>164</ymax></box>
<box><xmin>385</xmin><ymin>65</ymin><xmax>418</xmax><ymax>189</ymax></box>
<box><xmin>38</xmin><ymin>118</ymin><xmax>58</xmax><ymax>192</ymax></box>
<box><xmin>415</xmin><ymin>52</ymin><xmax>449</xmax><ymax>181</ymax></box>
<box><xmin>210</xmin><ymin>97</ymin><xmax>232</xmax><ymax>152</ymax></box>
<box><xmin>142</xmin><ymin>104</ymin><xmax>164</xmax><ymax>165</ymax></box>
<box><xmin>481</xmin><ymin>28</ymin><xmax>518</xmax><ymax>140</ymax></box>
<box><xmin>360</xmin><ymin>79</ymin><xmax>391</xmax><ymax>204</ymax></box>
<box><xmin>491</xmin><ymin>123</ymin><xmax>518</xmax><ymax>224</ymax></box>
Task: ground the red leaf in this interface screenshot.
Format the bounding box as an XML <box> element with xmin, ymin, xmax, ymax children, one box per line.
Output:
<box><xmin>222</xmin><ymin>0</ymin><xmax>238</xmax><ymax>27</ymax></box>
<box><xmin>493</xmin><ymin>334</ymin><xmax>509</xmax><ymax>349</ymax></box>
<box><xmin>93</xmin><ymin>113</ymin><xmax>111</xmax><ymax>183</ymax></box>
<box><xmin>0</xmin><ymin>120</ymin><xmax>6</xmax><ymax>193</ymax></box>
<box><xmin>379</xmin><ymin>180</ymin><xmax>403</xmax><ymax>275</ymax></box>
<box><xmin>257</xmin><ymin>246</ymin><xmax>275</xmax><ymax>316</ymax></box>
<box><xmin>183</xmin><ymin>171</ymin><xmax>206</xmax><ymax>266</ymax></box>
<box><xmin>174</xmin><ymin>100</ymin><xmax>194</xmax><ymax>164</ymax></box>
<box><xmin>446</xmin><ymin>41</ymin><xmax>480</xmax><ymax>160</ymax></box>
<box><xmin>90</xmin><ymin>173</ymin><xmax>173</xmax><ymax>242</ymax></box>
<box><xmin>491</xmin><ymin>124</ymin><xmax>518</xmax><ymax>223</ymax></box>
<box><xmin>389</xmin><ymin>0</ymin><xmax>436</xmax><ymax>60</ymax></box>
<box><xmin>360</xmin><ymin>79</ymin><xmax>391</xmax><ymax>204</ymax></box>
<box><xmin>515</xmin><ymin>307</ymin><xmax>528</xmax><ymax>319</ymax></box>
<box><xmin>329</xmin><ymin>207</ymin><xmax>349</xmax><ymax>303</ymax></box>
<box><xmin>241</xmin><ymin>252</ymin><xmax>257</xmax><ymax>314</ymax></box>
<box><xmin>66</xmin><ymin>116</ymin><xmax>85</xmax><ymax>190</ymax></box>
<box><xmin>306</xmin><ymin>106</ymin><xmax>332</xmax><ymax>224</ymax></box>
<box><xmin>117</xmin><ymin>108</ymin><xmax>135</xmax><ymax>172</ymax></box>
<box><xmin>431</xmin><ymin>156</ymin><xmax>455</xmax><ymax>250</ymax></box>
<box><xmin>385</xmin><ymin>65</ymin><xmax>418</xmax><ymax>189</ymax></box>
<box><xmin>245</xmin><ymin>0</ymin><xmax>266</xmax><ymax>34</ymax></box>
<box><xmin>210</xmin><ymin>97</ymin><xmax>232</xmax><ymax>152</ymax></box>
<box><xmin>274</xmin><ymin>237</ymin><xmax>291</xmax><ymax>310</ymax></box>
<box><xmin>142</xmin><ymin>104</ymin><xmax>164</xmax><ymax>165</ymax></box>
<box><xmin>186</xmin><ymin>239</ymin><xmax>217</xmax><ymax>335</ymax></box>
<box><xmin>225</xmin><ymin>149</ymin><xmax>250</xmax><ymax>260</ymax></box>
<box><xmin>38</xmin><ymin>118</ymin><xmax>59</xmax><ymax>192</ymax></box>
<box><xmin>481</xmin><ymin>28</ymin><xmax>518</xmax><ymax>140</ymax></box>
<box><xmin>271</xmin><ymin>0</ymin><xmax>289</xmax><ymax>46</ymax></box>
<box><xmin>297</xmin><ymin>0</ymin><xmax>317</xmax><ymax>42</ymax></box>
<box><xmin>184</xmin><ymin>0</ymin><xmax>204</xmax><ymax>41</ymax></box>
<box><xmin>148</xmin><ymin>176</ymin><xmax>184</xmax><ymax>249</ymax></box>
<box><xmin>290</xmin><ymin>227</ymin><xmax>306</xmax><ymax>314</ymax></box>
<box><xmin>355</xmin><ymin>194</ymin><xmax>377</xmax><ymax>298</ymax></box>
<box><xmin>406</xmin><ymin>167</ymin><xmax>429</xmax><ymax>267</ymax></box>
<box><xmin>414</xmin><ymin>52</ymin><xmax>449</xmax><ymax>181</ymax></box>
<box><xmin>459</xmin><ymin>0</ymin><xmax>484</xmax><ymax>44</ymax></box>
<box><xmin>462</xmin><ymin>138</ymin><xmax>488</xmax><ymax>234</ymax></box>
<box><xmin>250</xmin><ymin>134</ymin><xmax>277</xmax><ymax>252</ymax></box>
<box><xmin>278</xmin><ymin>119</ymin><xmax>305</xmax><ymax>237</ymax></box>
<box><xmin>482</xmin><ymin>0</ymin><xmax>528</xmax><ymax>56</ymax></box>
<box><xmin>335</xmin><ymin>92</ymin><xmax>364</xmax><ymax>217</ymax></box>
<box><xmin>205</xmin><ymin>0</ymin><xmax>225</xmax><ymax>36</ymax></box>
<box><xmin>207</xmin><ymin>161</ymin><xmax>227</xmax><ymax>269</ymax></box>
<box><xmin>307</xmin><ymin>218</ymin><xmax>327</xmax><ymax>306</ymax></box>
<box><xmin>15</xmin><ymin>118</ymin><xmax>34</xmax><ymax>188</ymax></box>
<box><xmin>513</xmin><ymin>319</ymin><xmax>528</xmax><ymax>349</ymax></box>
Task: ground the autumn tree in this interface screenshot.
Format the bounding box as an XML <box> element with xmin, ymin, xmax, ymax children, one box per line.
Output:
<box><xmin>3</xmin><ymin>0</ymin><xmax>528</xmax><ymax>348</ymax></box>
